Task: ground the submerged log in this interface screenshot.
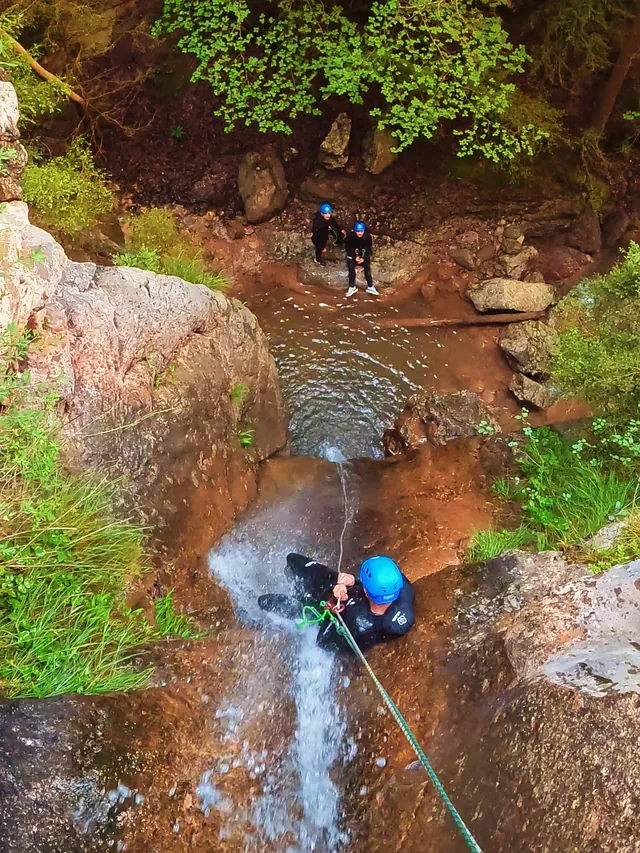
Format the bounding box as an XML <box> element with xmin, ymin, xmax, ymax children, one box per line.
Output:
<box><xmin>376</xmin><ymin>310</ymin><xmax>545</xmax><ymax>329</ymax></box>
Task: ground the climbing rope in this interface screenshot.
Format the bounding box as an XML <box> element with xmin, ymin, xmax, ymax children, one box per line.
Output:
<box><xmin>297</xmin><ymin>603</ymin><xmax>484</xmax><ymax>853</ymax></box>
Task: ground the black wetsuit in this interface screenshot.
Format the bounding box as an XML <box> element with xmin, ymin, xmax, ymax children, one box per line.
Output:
<box><xmin>311</xmin><ymin>213</ymin><xmax>344</xmax><ymax>261</ymax></box>
<box><xmin>345</xmin><ymin>230</ymin><xmax>373</xmax><ymax>288</ymax></box>
<box><xmin>258</xmin><ymin>553</ymin><xmax>415</xmax><ymax>654</ymax></box>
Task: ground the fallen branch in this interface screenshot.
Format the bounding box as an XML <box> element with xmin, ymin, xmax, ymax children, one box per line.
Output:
<box><xmin>376</xmin><ymin>311</ymin><xmax>546</xmax><ymax>329</ymax></box>
<box><xmin>1</xmin><ymin>30</ymin><xmax>86</xmax><ymax>108</ymax></box>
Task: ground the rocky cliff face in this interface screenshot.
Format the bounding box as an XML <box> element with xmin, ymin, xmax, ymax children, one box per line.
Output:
<box><xmin>0</xmin><ymin>198</ymin><xmax>287</xmax><ymax>562</ymax></box>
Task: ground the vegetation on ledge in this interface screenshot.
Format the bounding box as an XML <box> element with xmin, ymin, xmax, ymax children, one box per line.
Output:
<box><xmin>0</xmin><ymin>325</ymin><xmax>202</xmax><ymax>699</ymax></box>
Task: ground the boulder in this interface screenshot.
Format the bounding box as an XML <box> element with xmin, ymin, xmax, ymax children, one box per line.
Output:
<box><xmin>499</xmin><ymin>320</ymin><xmax>557</xmax><ymax>377</ymax></box>
<box><xmin>0</xmin><ymin>201</ymin><xmax>288</xmax><ymax>519</ymax></box>
<box><xmin>0</xmin><ymin>82</ymin><xmax>27</xmax><ymax>202</ymax></box>
<box><xmin>299</xmin><ymin>172</ymin><xmax>372</xmax><ymax>205</ymax></box>
<box><xmin>500</xmin><ymin>224</ymin><xmax>525</xmax><ymax>255</ymax></box>
<box><xmin>359</xmin><ymin>555</ymin><xmax>640</xmax><ymax>853</ymax></box>
<box><xmin>566</xmin><ymin>210</ymin><xmax>602</xmax><ymax>255</ymax></box>
<box><xmin>362</xmin><ymin>127</ymin><xmax>398</xmax><ymax>175</ymax></box>
<box><xmin>468</xmin><ymin>278</ymin><xmax>555</xmax><ymax>313</ymax></box>
<box><xmin>499</xmin><ymin>245</ymin><xmax>539</xmax><ymax>279</ymax></box>
<box><xmin>539</xmin><ymin>246</ymin><xmax>593</xmax><ymax>282</ymax></box>
<box><xmin>385</xmin><ymin>390</ymin><xmax>501</xmax><ymax>451</ymax></box>
<box><xmin>521</xmin><ymin>197</ymin><xmax>582</xmax><ymax>238</ymax></box>
<box><xmin>317</xmin><ymin>113</ymin><xmax>351</xmax><ymax>170</ymax></box>
<box><xmin>603</xmin><ymin>208</ymin><xmax>630</xmax><ymax>248</ymax></box>
<box><xmin>451</xmin><ymin>247</ymin><xmax>476</xmax><ymax>271</ymax></box>
<box><xmin>238</xmin><ymin>145</ymin><xmax>289</xmax><ymax>223</ymax></box>
<box><xmin>509</xmin><ymin>373</ymin><xmax>555</xmax><ymax>409</ymax></box>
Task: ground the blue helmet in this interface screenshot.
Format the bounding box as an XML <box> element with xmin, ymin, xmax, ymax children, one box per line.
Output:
<box><xmin>360</xmin><ymin>556</ymin><xmax>402</xmax><ymax>605</ymax></box>
<box><xmin>354</xmin><ymin>221</ymin><xmax>366</xmax><ymax>233</ymax></box>
<box><xmin>320</xmin><ymin>203</ymin><xmax>333</xmax><ymax>215</ymax></box>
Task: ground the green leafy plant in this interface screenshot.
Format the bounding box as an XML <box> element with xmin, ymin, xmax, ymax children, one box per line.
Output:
<box><xmin>0</xmin><ymin>147</ymin><xmax>18</xmax><ymax>176</ymax></box>
<box><xmin>171</xmin><ymin>124</ymin><xmax>185</xmax><ymax>139</ymax></box>
<box><xmin>113</xmin><ymin>247</ymin><xmax>161</xmax><ymax>273</ymax></box>
<box><xmin>0</xmin><ymin>15</ymin><xmax>68</xmax><ymax>127</ymax></box>
<box><xmin>154</xmin><ymin>0</ymin><xmax>547</xmax><ymax>161</ymax></box>
<box><xmin>22</xmin><ymin>137</ymin><xmax>113</xmax><ymax>235</ymax></box>
<box><xmin>237</xmin><ymin>426</ymin><xmax>255</xmax><ymax>448</ymax></box>
<box><xmin>0</xmin><ymin>325</ymin><xmax>157</xmax><ymax>698</ymax></box>
<box><xmin>114</xmin><ymin>208</ymin><xmax>226</xmax><ymax>291</ymax></box>
<box><xmin>553</xmin><ymin>242</ymin><xmax>640</xmax><ymax>413</ymax></box>
<box><xmin>154</xmin><ymin>591</ymin><xmax>203</xmax><ymax>639</ymax></box>
<box><xmin>229</xmin><ymin>382</ymin><xmax>250</xmax><ymax>403</ymax></box>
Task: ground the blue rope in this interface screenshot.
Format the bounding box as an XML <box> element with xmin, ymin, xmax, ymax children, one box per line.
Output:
<box><xmin>298</xmin><ymin>603</ymin><xmax>484</xmax><ymax>853</ymax></box>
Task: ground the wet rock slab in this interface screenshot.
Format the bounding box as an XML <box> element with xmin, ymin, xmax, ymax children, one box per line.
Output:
<box><xmin>348</xmin><ymin>553</ymin><xmax>640</xmax><ymax>853</ymax></box>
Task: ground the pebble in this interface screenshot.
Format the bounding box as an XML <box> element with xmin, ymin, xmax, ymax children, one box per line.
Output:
<box><xmin>376</xmin><ymin>757</ymin><xmax>387</xmax><ymax>768</ymax></box>
<box><xmin>359</xmin><ymin>785</ymin><xmax>368</xmax><ymax>796</ymax></box>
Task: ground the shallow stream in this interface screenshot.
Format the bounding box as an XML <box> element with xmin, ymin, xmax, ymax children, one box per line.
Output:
<box><xmin>202</xmin><ymin>287</ymin><xmax>507</xmax><ymax>849</ymax></box>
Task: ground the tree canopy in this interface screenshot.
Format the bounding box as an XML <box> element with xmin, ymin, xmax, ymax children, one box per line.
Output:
<box><xmin>154</xmin><ymin>0</ymin><xmax>554</xmax><ymax>161</ymax></box>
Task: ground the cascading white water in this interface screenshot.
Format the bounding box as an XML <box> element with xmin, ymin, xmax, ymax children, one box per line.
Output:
<box><xmin>205</xmin><ymin>461</ymin><xmax>355</xmax><ymax>852</ymax></box>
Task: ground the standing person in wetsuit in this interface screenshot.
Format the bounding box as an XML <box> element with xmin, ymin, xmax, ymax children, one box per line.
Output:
<box><xmin>311</xmin><ymin>203</ymin><xmax>346</xmax><ymax>266</ymax></box>
<box><xmin>258</xmin><ymin>553</ymin><xmax>415</xmax><ymax>653</ymax></box>
<box><xmin>345</xmin><ymin>221</ymin><xmax>378</xmax><ymax>297</ymax></box>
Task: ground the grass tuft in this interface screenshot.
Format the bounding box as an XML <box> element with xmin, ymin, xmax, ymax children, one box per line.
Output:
<box><xmin>154</xmin><ymin>591</ymin><xmax>203</xmax><ymax>639</ymax></box>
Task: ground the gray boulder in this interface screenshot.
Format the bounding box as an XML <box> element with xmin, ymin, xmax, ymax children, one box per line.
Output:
<box><xmin>238</xmin><ymin>145</ymin><xmax>289</xmax><ymax>223</ymax></box>
<box><xmin>452</xmin><ymin>247</ymin><xmax>476</xmax><ymax>271</ymax></box>
<box><xmin>499</xmin><ymin>320</ymin><xmax>558</xmax><ymax>377</ymax></box>
<box><xmin>468</xmin><ymin>278</ymin><xmax>555</xmax><ymax>313</ymax></box>
<box><xmin>363</xmin><ymin>127</ymin><xmax>398</xmax><ymax>175</ymax></box>
<box><xmin>500</xmin><ymin>245</ymin><xmax>539</xmax><ymax>280</ymax></box>
<box><xmin>317</xmin><ymin>113</ymin><xmax>351</xmax><ymax>170</ymax></box>
<box><xmin>509</xmin><ymin>373</ymin><xmax>555</xmax><ymax>409</ymax></box>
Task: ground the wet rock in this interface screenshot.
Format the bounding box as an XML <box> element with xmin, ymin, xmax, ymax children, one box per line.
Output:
<box><xmin>0</xmin><ymin>82</ymin><xmax>27</xmax><ymax>202</ymax></box>
<box><xmin>566</xmin><ymin>210</ymin><xmax>602</xmax><ymax>255</ymax></box>
<box><xmin>500</xmin><ymin>224</ymin><xmax>525</xmax><ymax>255</ymax></box>
<box><xmin>468</xmin><ymin>278</ymin><xmax>555</xmax><ymax>313</ymax></box>
<box><xmin>268</xmin><ymin>229</ymin><xmax>309</xmax><ymax>261</ymax></box>
<box><xmin>509</xmin><ymin>373</ymin><xmax>555</xmax><ymax>409</ymax></box>
<box><xmin>317</xmin><ymin>113</ymin><xmax>351</xmax><ymax>170</ymax></box>
<box><xmin>499</xmin><ymin>244</ymin><xmax>539</xmax><ymax>280</ymax></box>
<box><xmin>298</xmin><ymin>238</ymin><xmax>427</xmax><ymax>291</ymax></box>
<box><xmin>299</xmin><ymin>172</ymin><xmax>372</xmax><ymax>205</ymax></box>
<box><xmin>498</xmin><ymin>320</ymin><xmax>557</xmax><ymax>377</ymax></box>
<box><xmin>238</xmin><ymin>145</ymin><xmax>289</xmax><ymax>223</ymax></box>
<box><xmin>603</xmin><ymin>207</ymin><xmax>630</xmax><ymax>248</ymax></box>
<box><xmin>225</xmin><ymin>217</ymin><xmax>246</xmax><ymax>240</ymax></box>
<box><xmin>386</xmin><ymin>390</ymin><xmax>501</xmax><ymax>451</ymax></box>
<box><xmin>357</xmin><ymin>552</ymin><xmax>640</xmax><ymax>853</ymax></box>
<box><xmin>477</xmin><ymin>242</ymin><xmax>496</xmax><ymax>262</ymax></box>
<box><xmin>451</xmin><ymin>247</ymin><xmax>476</xmax><ymax>271</ymax></box>
<box><xmin>362</xmin><ymin>127</ymin><xmax>398</xmax><ymax>175</ymax></box>
<box><xmin>538</xmin><ymin>245</ymin><xmax>593</xmax><ymax>282</ymax></box>
<box><xmin>521</xmin><ymin>197</ymin><xmax>582</xmax><ymax>238</ymax></box>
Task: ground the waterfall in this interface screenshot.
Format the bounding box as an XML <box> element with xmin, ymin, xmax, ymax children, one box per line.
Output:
<box><xmin>205</xmin><ymin>461</ymin><xmax>356</xmax><ymax>851</ymax></box>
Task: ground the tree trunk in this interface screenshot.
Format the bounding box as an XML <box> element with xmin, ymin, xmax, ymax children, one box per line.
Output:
<box><xmin>374</xmin><ymin>311</ymin><xmax>546</xmax><ymax>329</ymax></box>
<box><xmin>592</xmin><ymin>6</ymin><xmax>640</xmax><ymax>134</ymax></box>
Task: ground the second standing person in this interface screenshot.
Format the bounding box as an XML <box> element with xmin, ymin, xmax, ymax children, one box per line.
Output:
<box><xmin>345</xmin><ymin>221</ymin><xmax>378</xmax><ymax>297</ymax></box>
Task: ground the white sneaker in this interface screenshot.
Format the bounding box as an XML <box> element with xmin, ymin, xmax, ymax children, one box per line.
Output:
<box><xmin>366</xmin><ymin>285</ymin><xmax>379</xmax><ymax>295</ymax></box>
<box><xmin>345</xmin><ymin>286</ymin><xmax>358</xmax><ymax>297</ymax></box>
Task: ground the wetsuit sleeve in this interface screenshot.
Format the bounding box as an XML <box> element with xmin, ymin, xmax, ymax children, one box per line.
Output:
<box><xmin>364</xmin><ymin>234</ymin><xmax>373</xmax><ymax>258</ymax></box>
<box><xmin>286</xmin><ymin>553</ymin><xmax>338</xmax><ymax>601</ymax></box>
<box><xmin>381</xmin><ymin>577</ymin><xmax>415</xmax><ymax>638</ymax></box>
<box><xmin>311</xmin><ymin>213</ymin><xmax>323</xmax><ymax>235</ymax></box>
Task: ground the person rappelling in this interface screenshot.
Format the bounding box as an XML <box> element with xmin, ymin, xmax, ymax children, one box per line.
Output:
<box><xmin>258</xmin><ymin>553</ymin><xmax>415</xmax><ymax>653</ymax></box>
<box><xmin>345</xmin><ymin>220</ymin><xmax>378</xmax><ymax>297</ymax></box>
<box><xmin>311</xmin><ymin>203</ymin><xmax>346</xmax><ymax>266</ymax></box>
